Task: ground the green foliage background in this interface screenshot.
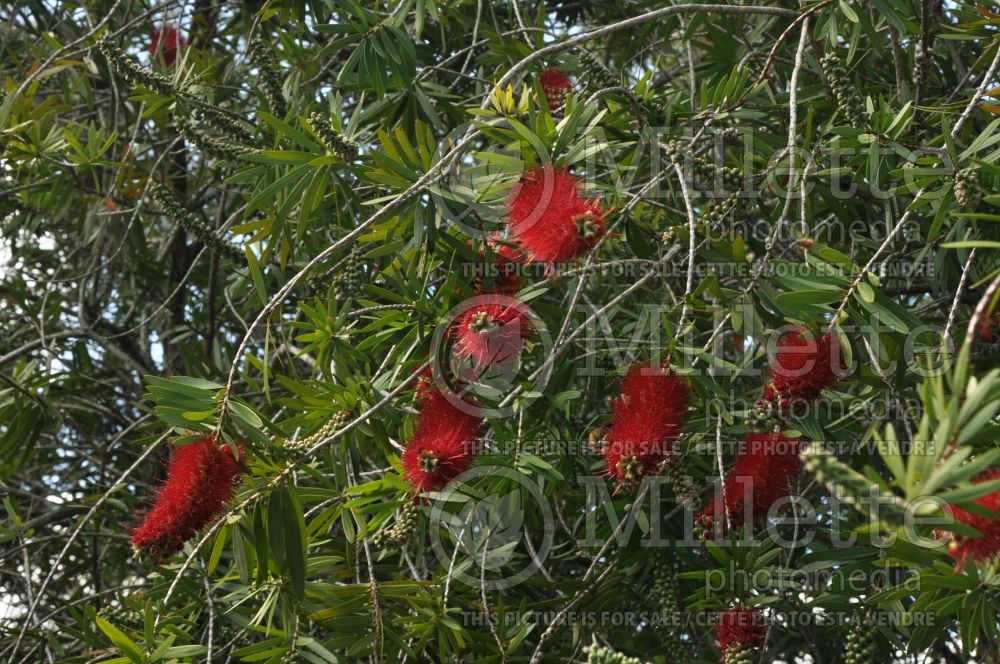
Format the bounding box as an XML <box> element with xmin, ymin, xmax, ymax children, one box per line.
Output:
<box><xmin>1</xmin><ymin>0</ymin><xmax>1000</xmax><ymax>662</ymax></box>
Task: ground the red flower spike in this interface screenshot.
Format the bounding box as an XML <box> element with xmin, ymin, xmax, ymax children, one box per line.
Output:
<box><xmin>947</xmin><ymin>468</ymin><xmax>1000</xmax><ymax>568</ymax></box>
<box><xmin>150</xmin><ymin>25</ymin><xmax>185</xmax><ymax>67</ymax></box>
<box><xmin>697</xmin><ymin>432</ymin><xmax>803</xmax><ymax>532</ymax></box>
<box><xmin>131</xmin><ymin>437</ymin><xmax>242</xmax><ymax>560</ymax></box>
<box><xmin>452</xmin><ymin>296</ymin><xmax>532</xmax><ymax>367</ymax></box>
<box><xmin>507</xmin><ymin>166</ymin><xmax>607</xmax><ymax>266</ymax></box>
<box><xmin>401</xmin><ymin>388</ymin><xmax>484</xmax><ymax>492</ymax></box>
<box><xmin>717</xmin><ymin>606</ymin><xmax>766</xmax><ymax>656</ymax></box>
<box><xmin>762</xmin><ymin>326</ymin><xmax>843</xmax><ymax>407</ymax></box>
<box><xmin>539</xmin><ymin>68</ymin><xmax>573</xmax><ymax>111</ymax></box>
<box><xmin>603</xmin><ymin>365</ymin><xmax>689</xmax><ymax>483</ymax></box>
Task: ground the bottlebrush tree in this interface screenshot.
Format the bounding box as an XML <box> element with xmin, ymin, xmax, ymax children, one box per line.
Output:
<box><xmin>3</xmin><ymin>1</ymin><xmax>1000</xmax><ymax>663</ymax></box>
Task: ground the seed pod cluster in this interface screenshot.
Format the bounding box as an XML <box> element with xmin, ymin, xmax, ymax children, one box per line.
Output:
<box><xmin>698</xmin><ymin>159</ymin><xmax>742</xmax><ymax>191</ymax></box>
<box><xmin>721</xmin><ymin>643</ymin><xmax>754</xmax><ymax>664</ymax></box>
<box><xmin>192</xmin><ymin>105</ymin><xmax>255</xmax><ymax>144</ymax></box>
<box><xmin>584</xmin><ymin>642</ymin><xmax>643</xmax><ymax>664</ymax></box>
<box><xmin>663</xmin><ymin>140</ymin><xmax>742</xmax><ymax>194</ymax></box>
<box><xmin>579</xmin><ymin>50</ymin><xmax>620</xmax><ymax>93</ymax></box>
<box><xmin>664</xmin><ymin>456</ymin><xmax>700</xmax><ymax>510</ymax></box>
<box><xmin>821</xmin><ymin>52</ymin><xmax>865</xmax><ymax>128</ymax></box>
<box><xmin>844</xmin><ymin>620</ymin><xmax>875</xmax><ymax>664</ymax></box>
<box><xmin>954</xmin><ymin>167</ymin><xmax>981</xmax><ymax>210</ymax></box>
<box><xmin>283</xmin><ymin>410</ymin><xmax>351</xmax><ymax>451</ymax></box>
<box><xmin>247</xmin><ymin>37</ymin><xmax>288</xmax><ymax>117</ymax></box>
<box><xmin>97</xmin><ymin>36</ymin><xmax>175</xmax><ymax>96</ymax></box>
<box><xmin>176</xmin><ymin>118</ymin><xmax>252</xmax><ymax>161</ymax></box>
<box><xmin>578</xmin><ymin>50</ymin><xmax>657</xmax><ymax>119</ymax></box>
<box><xmin>651</xmin><ymin>559</ymin><xmax>681</xmax><ymax>615</ymax></box>
<box><xmin>331</xmin><ymin>247</ymin><xmax>366</xmax><ymax>301</ymax></box>
<box><xmin>148</xmin><ymin>182</ymin><xmax>243</xmax><ymax>261</ymax></box>
<box><xmin>305</xmin><ymin>112</ymin><xmax>358</xmax><ymax>161</ymax></box>
<box><xmin>699</xmin><ymin>192</ymin><xmax>742</xmax><ymax>227</ymax></box>
<box><xmin>369</xmin><ymin>500</ymin><xmax>420</xmax><ymax>549</ymax></box>
<box><xmin>663</xmin><ymin>637</ymin><xmax>693</xmax><ymax>662</ymax></box>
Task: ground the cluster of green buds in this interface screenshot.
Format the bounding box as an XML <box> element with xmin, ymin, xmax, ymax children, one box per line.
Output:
<box><xmin>844</xmin><ymin>619</ymin><xmax>876</xmax><ymax>664</ymax></box>
<box><xmin>176</xmin><ymin>117</ymin><xmax>252</xmax><ymax>161</ymax></box>
<box><xmin>331</xmin><ymin>247</ymin><xmax>366</xmax><ymax>301</ymax></box>
<box><xmin>663</xmin><ymin>456</ymin><xmax>700</xmax><ymax>511</ymax></box>
<box><xmin>584</xmin><ymin>639</ymin><xmax>644</xmax><ymax>664</ymax></box>
<box><xmin>745</xmin><ymin>397</ymin><xmax>776</xmax><ymax>431</ymax></box>
<box><xmin>369</xmin><ymin>500</ymin><xmax>420</xmax><ymax>549</ymax></box>
<box><xmin>698</xmin><ymin>191</ymin><xmax>742</xmax><ymax>228</ymax></box>
<box><xmin>304</xmin><ymin>112</ymin><xmax>358</xmax><ymax>161</ymax></box>
<box><xmin>660</xmin><ymin>226</ymin><xmax>679</xmax><ymax>246</ymax></box>
<box><xmin>247</xmin><ymin>37</ymin><xmax>287</xmax><ymax>117</ymax></box>
<box><xmin>283</xmin><ymin>410</ymin><xmax>351</xmax><ymax>452</ymax></box>
<box><xmin>698</xmin><ymin>159</ymin><xmax>742</xmax><ymax>192</ymax></box>
<box><xmin>954</xmin><ymin>167</ymin><xmax>981</xmax><ymax>210</ymax></box>
<box><xmin>820</xmin><ymin>52</ymin><xmax>865</xmax><ymax>128</ymax></box>
<box><xmin>651</xmin><ymin>559</ymin><xmax>682</xmax><ymax>616</ymax></box>
<box><xmin>148</xmin><ymin>182</ymin><xmax>243</xmax><ymax>261</ymax></box>
<box><xmin>662</xmin><ymin>637</ymin><xmax>693</xmax><ymax>662</ymax></box>
<box><xmin>97</xmin><ymin>36</ymin><xmax>175</xmax><ymax>96</ymax></box>
<box><xmin>721</xmin><ymin>642</ymin><xmax>755</xmax><ymax>664</ymax></box>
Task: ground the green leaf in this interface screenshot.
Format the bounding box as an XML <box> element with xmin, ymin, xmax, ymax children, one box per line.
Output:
<box><xmin>267</xmin><ymin>487</ymin><xmax>307</xmax><ymax>601</ymax></box>
<box><xmin>94</xmin><ymin>616</ymin><xmax>144</xmax><ymax>664</ymax></box>
<box><xmin>245</xmin><ymin>247</ymin><xmax>267</xmax><ymax>307</ymax></box>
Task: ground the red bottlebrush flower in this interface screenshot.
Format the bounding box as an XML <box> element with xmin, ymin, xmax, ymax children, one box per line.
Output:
<box><xmin>452</xmin><ymin>295</ymin><xmax>532</xmax><ymax>367</ymax></box>
<box><xmin>947</xmin><ymin>468</ymin><xmax>1000</xmax><ymax>568</ymax></box>
<box><xmin>507</xmin><ymin>165</ymin><xmax>607</xmax><ymax>266</ymax></box>
<box><xmin>697</xmin><ymin>432</ymin><xmax>802</xmax><ymax>531</ymax></box>
<box><xmin>717</xmin><ymin>605</ymin><xmax>766</xmax><ymax>656</ymax></box>
<box><xmin>604</xmin><ymin>365</ymin><xmax>689</xmax><ymax>483</ymax></box>
<box><xmin>131</xmin><ymin>437</ymin><xmax>242</xmax><ymax>560</ymax></box>
<box><xmin>539</xmin><ymin>68</ymin><xmax>573</xmax><ymax>111</ymax></box>
<box><xmin>762</xmin><ymin>326</ymin><xmax>842</xmax><ymax>407</ymax></box>
<box><xmin>401</xmin><ymin>388</ymin><xmax>484</xmax><ymax>492</ymax></box>
<box><xmin>150</xmin><ymin>25</ymin><xmax>185</xmax><ymax>67</ymax></box>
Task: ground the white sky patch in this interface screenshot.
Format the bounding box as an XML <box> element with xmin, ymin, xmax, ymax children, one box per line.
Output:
<box><xmin>0</xmin><ymin>235</ymin><xmax>11</xmax><ymax>280</ymax></box>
